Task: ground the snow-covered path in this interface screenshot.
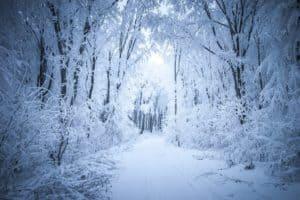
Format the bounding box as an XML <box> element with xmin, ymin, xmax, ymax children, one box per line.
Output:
<box><xmin>111</xmin><ymin>134</ymin><xmax>300</xmax><ymax>200</ymax></box>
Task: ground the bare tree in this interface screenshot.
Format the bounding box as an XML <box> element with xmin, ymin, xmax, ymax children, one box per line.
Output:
<box><xmin>104</xmin><ymin>51</ymin><xmax>112</xmax><ymax>105</ymax></box>
<box><xmin>47</xmin><ymin>1</ymin><xmax>71</xmax><ymax>165</ymax></box>
<box><xmin>200</xmin><ymin>0</ymin><xmax>258</xmax><ymax>124</ymax></box>
<box><xmin>23</xmin><ymin>16</ymin><xmax>53</xmax><ymax>105</ymax></box>
<box><xmin>116</xmin><ymin>10</ymin><xmax>142</xmax><ymax>92</ymax></box>
<box><xmin>174</xmin><ymin>45</ymin><xmax>181</xmax><ymax>146</ymax></box>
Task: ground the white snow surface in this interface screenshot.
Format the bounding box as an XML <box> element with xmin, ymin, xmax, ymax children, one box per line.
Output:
<box><xmin>111</xmin><ymin>134</ymin><xmax>300</xmax><ymax>200</ymax></box>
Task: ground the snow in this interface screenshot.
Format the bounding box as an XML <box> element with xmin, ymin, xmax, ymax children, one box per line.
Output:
<box><xmin>111</xmin><ymin>134</ymin><xmax>300</xmax><ymax>200</ymax></box>
<box><xmin>1</xmin><ymin>0</ymin><xmax>300</xmax><ymax>198</ymax></box>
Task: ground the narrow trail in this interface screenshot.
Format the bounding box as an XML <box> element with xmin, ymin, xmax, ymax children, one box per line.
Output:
<box><xmin>110</xmin><ymin>134</ymin><xmax>299</xmax><ymax>200</ymax></box>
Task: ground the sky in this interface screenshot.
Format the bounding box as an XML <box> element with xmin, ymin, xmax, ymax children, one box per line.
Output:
<box><xmin>143</xmin><ymin>50</ymin><xmax>173</xmax><ymax>88</ymax></box>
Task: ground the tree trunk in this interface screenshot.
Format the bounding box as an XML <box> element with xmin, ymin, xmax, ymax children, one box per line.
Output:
<box><xmin>104</xmin><ymin>51</ymin><xmax>112</xmax><ymax>105</ymax></box>
<box><xmin>88</xmin><ymin>55</ymin><xmax>96</xmax><ymax>99</ymax></box>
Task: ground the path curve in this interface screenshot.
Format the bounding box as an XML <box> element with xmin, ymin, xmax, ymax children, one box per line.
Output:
<box><xmin>111</xmin><ymin>134</ymin><xmax>300</xmax><ymax>200</ymax></box>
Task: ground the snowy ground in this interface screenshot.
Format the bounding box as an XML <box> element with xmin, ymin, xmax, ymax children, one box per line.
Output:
<box><xmin>3</xmin><ymin>133</ymin><xmax>299</xmax><ymax>199</ymax></box>
<box><xmin>111</xmin><ymin>134</ymin><xmax>300</xmax><ymax>200</ymax></box>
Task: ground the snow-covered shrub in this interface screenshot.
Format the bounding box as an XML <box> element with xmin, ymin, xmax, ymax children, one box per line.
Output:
<box><xmin>0</xmin><ymin>87</ymin><xmax>61</xmax><ymax>192</ymax></box>
<box><xmin>167</xmin><ymin>99</ymin><xmax>238</xmax><ymax>148</ymax></box>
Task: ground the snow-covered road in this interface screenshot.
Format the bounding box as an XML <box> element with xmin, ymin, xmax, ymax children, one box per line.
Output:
<box><xmin>111</xmin><ymin>134</ymin><xmax>300</xmax><ymax>200</ymax></box>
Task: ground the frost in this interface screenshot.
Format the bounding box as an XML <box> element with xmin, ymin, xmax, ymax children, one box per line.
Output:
<box><xmin>0</xmin><ymin>0</ymin><xmax>299</xmax><ymax>199</ymax></box>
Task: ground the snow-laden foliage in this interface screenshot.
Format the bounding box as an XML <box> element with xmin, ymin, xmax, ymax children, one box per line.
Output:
<box><xmin>163</xmin><ymin>0</ymin><xmax>300</xmax><ymax>181</ymax></box>
<box><xmin>0</xmin><ymin>0</ymin><xmax>152</xmax><ymax>197</ymax></box>
<box><xmin>0</xmin><ymin>0</ymin><xmax>300</xmax><ymax>198</ymax></box>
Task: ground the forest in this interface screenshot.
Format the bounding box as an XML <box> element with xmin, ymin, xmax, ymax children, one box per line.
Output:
<box><xmin>0</xmin><ymin>0</ymin><xmax>300</xmax><ymax>199</ymax></box>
